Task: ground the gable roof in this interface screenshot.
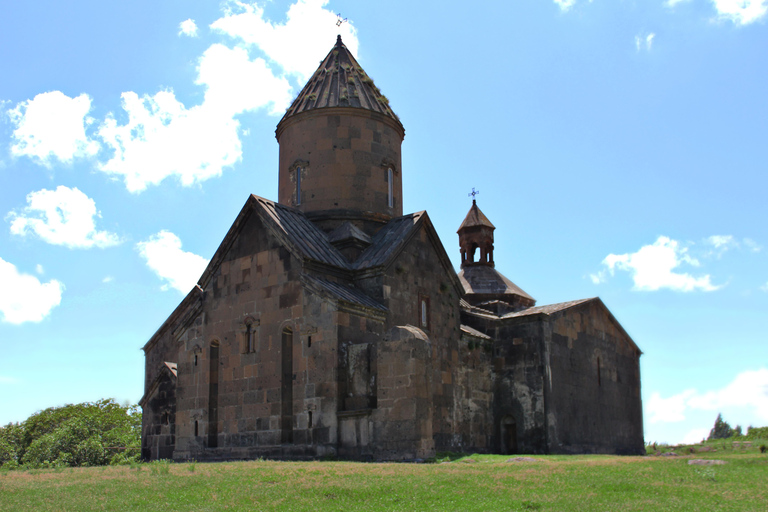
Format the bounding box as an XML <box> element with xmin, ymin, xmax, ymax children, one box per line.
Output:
<box><xmin>303</xmin><ymin>275</ymin><xmax>386</xmax><ymax>312</ymax></box>
<box><xmin>501</xmin><ymin>298</ymin><xmax>593</xmax><ymax>318</ymax></box>
<box><xmin>254</xmin><ymin>196</ymin><xmax>350</xmax><ymax>268</ymax></box>
<box><xmin>277</xmin><ymin>35</ymin><xmax>401</xmax><ymax>131</ymax></box>
<box><xmin>354</xmin><ymin>212</ymin><xmax>425</xmax><ymax>270</ymax></box>
<box><xmin>198</xmin><ymin>195</ymin><xmax>350</xmax><ymax>290</ymax></box>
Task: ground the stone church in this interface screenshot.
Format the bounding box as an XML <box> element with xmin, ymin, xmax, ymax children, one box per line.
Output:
<box><xmin>140</xmin><ymin>36</ymin><xmax>644</xmax><ymax>461</ymax></box>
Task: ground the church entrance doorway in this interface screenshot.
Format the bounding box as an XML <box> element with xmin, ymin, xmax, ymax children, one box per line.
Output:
<box><xmin>501</xmin><ymin>416</ymin><xmax>518</xmax><ymax>454</ymax></box>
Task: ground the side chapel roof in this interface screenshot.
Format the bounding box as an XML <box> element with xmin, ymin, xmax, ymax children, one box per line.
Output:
<box><xmin>278</xmin><ymin>35</ymin><xmax>401</xmax><ymax>127</ymax></box>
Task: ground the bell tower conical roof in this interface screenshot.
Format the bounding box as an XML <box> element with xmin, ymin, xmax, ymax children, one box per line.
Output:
<box><xmin>277</xmin><ymin>35</ymin><xmax>401</xmax><ymax>131</ymax></box>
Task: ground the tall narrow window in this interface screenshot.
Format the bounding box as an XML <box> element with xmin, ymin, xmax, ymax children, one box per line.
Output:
<box><xmin>308</xmin><ymin>411</ymin><xmax>313</xmax><ymax>429</ymax></box>
<box><xmin>419</xmin><ymin>295</ymin><xmax>430</xmax><ymax>330</ymax></box>
<box><xmin>245</xmin><ymin>322</ymin><xmax>253</xmax><ymax>353</ymax></box>
<box><xmin>208</xmin><ymin>341</ymin><xmax>220</xmax><ymax>448</ymax></box>
<box><xmin>281</xmin><ymin>328</ymin><xmax>294</xmax><ymax>444</ymax></box>
<box><xmin>194</xmin><ymin>421</ymin><xmax>199</xmax><ymax>437</ymax></box>
<box><xmin>597</xmin><ymin>357</ymin><xmax>602</xmax><ymax>387</ymax></box>
<box><xmin>296</xmin><ymin>167</ymin><xmax>302</xmax><ymax>205</ymax></box>
<box><xmin>387</xmin><ymin>167</ymin><xmax>394</xmax><ymax>208</ymax></box>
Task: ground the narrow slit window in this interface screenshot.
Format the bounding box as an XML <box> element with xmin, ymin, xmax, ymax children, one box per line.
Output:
<box><xmin>194</xmin><ymin>421</ymin><xmax>199</xmax><ymax>437</ymax></box>
<box><xmin>597</xmin><ymin>357</ymin><xmax>602</xmax><ymax>387</ymax></box>
<box><xmin>308</xmin><ymin>411</ymin><xmax>313</xmax><ymax>428</ymax></box>
<box><xmin>419</xmin><ymin>296</ymin><xmax>430</xmax><ymax>329</ymax></box>
<box><xmin>307</xmin><ymin>335</ymin><xmax>312</xmax><ymax>348</ymax></box>
<box><xmin>387</xmin><ymin>167</ymin><xmax>394</xmax><ymax>208</ymax></box>
<box><xmin>296</xmin><ymin>167</ymin><xmax>302</xmax><ymax>205</ymax></box>
<box><xmin>245</xmin><ymin>323</ymin><xmax>253</xmax><ymax>353</ymax></box>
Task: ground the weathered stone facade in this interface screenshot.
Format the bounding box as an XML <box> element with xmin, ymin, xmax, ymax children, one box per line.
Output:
<box><xmin>140</xmin><ymin>37</ymin><xmax>644</xmax><ymax>461</ymax></box>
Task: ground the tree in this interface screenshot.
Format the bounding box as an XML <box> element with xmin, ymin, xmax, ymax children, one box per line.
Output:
<box><xmin>0</xmin><ymin>399</ymin><xmax>141</xmax><ymax>468</ymax></box>
<box><xmin>707</xmin><ymin>413</ymin><xmax>734</xmax><ymax>440</ymax></box>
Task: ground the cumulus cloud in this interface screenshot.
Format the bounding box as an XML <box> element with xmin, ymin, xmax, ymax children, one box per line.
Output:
<box><xmin>648</xmin><ymin>369</ymin><xmax>768</xmax><ymax>424</ymax></box>
<box><xmin>137</xmin><ymin>230</ymin><xmax>209</xmax><ymax>293</ymax></box>
<box><xmin>179</xmin><ymin>18</ymin><xmax>198</xmax><ymax>37</ymax></box>
<box><xmin>590</xmin><ymin>236</ymin><xmax>721</xmax><ymax>292</ymax></box>
<box><xmin>712</xmin><ymin>0</ymin><xmax>768</xmax><ymax>25</ymax></box>
<box><xmin>7</xmin><ymin>91</ymin><xmax>100</xmax><ymax>166</ymax></box>
<box><xmin>743</xmin><ymin>238</ymin><xmax>761</xmax><ymax>253</ymax></box>
<box><xmin>0</xmin><ymin>257</ymin><xmax>64</xmax><ymax>324</ymax></box>
<box><xmin>97</xmin><ymin>44</ymin><xmax>292</xmax><ymax>192</ymax></box>
<box><xmin>211</xmin><ymin>0</ymin><xmax>359</xmax><ymax>82</ymax></box>
<box><xmin>647</xmin><ymin>389</ymin><xmax>696</xmax><ymax>423</ymax></box>
<box><xmin>7</xmin><ymin>186</ymin><xmax>121</xmax><ymax>249</ymax></box>
<box><xmin>682</xmin><ymin>428</ymin><xmax>711</xmax><ymax>444</ymax></box>
<box><xmin>553</xmin><ymin>0</ymin><xmax>578</xmax><ymax>11</ymax></box>
<box><xmin>635</xmin><ymin>33</ymin><xmax>656</xmax><ymax>51</ymax></box>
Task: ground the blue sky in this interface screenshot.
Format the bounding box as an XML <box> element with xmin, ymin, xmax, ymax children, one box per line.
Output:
<box><xmin>1</xmin><ymin>0</ymin><xmax>766</xmax><ymax>445</ymax></box>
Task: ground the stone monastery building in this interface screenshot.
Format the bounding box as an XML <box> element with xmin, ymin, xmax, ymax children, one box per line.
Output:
<box><xmin>140</xmin><ymin>37</ymin><xmax>644</xmax><ymax>461</ymax></box>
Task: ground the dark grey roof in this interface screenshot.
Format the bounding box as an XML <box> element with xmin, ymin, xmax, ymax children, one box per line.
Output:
<box><xmin>459</xmin><ymin>298</ymin><xmax>495</xmax><ymax>316</ymax></box>
<box><xmin>501</xmin><ymin>298</ymin><xmax>594</xmax><ymax>319</ymax></box>
<box><xmin>328</xmin><ymin>221</ymin><xmax>371</xmax><ymax>245</ymax></box>
<box><xmin>255</xmin><ymin>196</ymin><xmax>350</xmax><ymax>268</ymax></box>
<box><xmin>304</xmin><ymin>275</ymin><xmax>386</xmax><ymax>311</ymax></box>
<box><xmin>278</xmin><ymin>36</ymin><xmax>400</xmax><ymax>127</ymax></box>
<box><xmin>354</xmin><ymin>212</ymin><xmax>425</xmax><ymax>269</ymax></box>
<box><xmin>460</xmin><ymin>324</ymin><xmax>491</xmax><ymax>340</ymax></box>
<box><xmin>458</xmin><ymin>266</ymin><xmax>535</xmax><ymax>301</ymax></box>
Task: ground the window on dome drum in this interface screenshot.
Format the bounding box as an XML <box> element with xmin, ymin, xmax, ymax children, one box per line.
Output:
<box><xmin>597</xmin><ymin>357</ymin><xmax>602</xmax><ymax>387</ymax></box>
<box><xmin>387</xmin><ymin>167</ymin><xmax>394</xmax><ymax>208</ymax></box>
<box><xmin>296</xmin><ymin>167</ymin><xmax>302</xmax><ymax>205</ymax></box>
<box><xmin>419</xmin><ymin>295</ymin><xmax>430</xmax><ymax>330</ymax></box>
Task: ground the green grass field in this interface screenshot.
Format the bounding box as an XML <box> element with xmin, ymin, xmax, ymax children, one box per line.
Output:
<box><xmin>1</xmin><ymin>446</ymin><xmax>766</xmax><ymax>511</ymax></box>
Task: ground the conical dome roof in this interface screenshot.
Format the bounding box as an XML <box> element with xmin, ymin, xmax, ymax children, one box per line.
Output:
<box><xmin>458</xmin><ymin>200</ymin><xmax>495</xmax><ymax>232</ymax></box>
<box><xmin>277</xmin><ymin>36</ymin><xmax>401</xmax><ymax>127</ymax></box>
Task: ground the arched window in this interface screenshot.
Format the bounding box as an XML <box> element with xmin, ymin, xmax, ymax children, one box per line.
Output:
<box><xmin>387</xmin><ymin>167</ymin><xmax>394</xmax><ymax>208</ymax></box>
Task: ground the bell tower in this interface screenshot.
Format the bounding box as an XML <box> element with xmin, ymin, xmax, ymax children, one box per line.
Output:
<box><xmin>275</xmin><ymin>36</ymin><xmax>405</xmax><ymax>236</ymax></box>
<box><xmin>458</xmin><ymin>199</ymin><xmax>496</xmax><ymax>268</ymax></box>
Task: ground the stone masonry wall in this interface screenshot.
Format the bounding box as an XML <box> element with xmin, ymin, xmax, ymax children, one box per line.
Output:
<box><xmin>544</xmin><ymin>302</ymin><xmax>644</xmax><ymax>455</ymax></box>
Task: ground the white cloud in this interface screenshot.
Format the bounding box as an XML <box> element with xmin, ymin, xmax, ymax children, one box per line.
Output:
<box><xmin>553</xmin><ymin>0</ymin><xmax>577</xmax><ymax>11</ymax></box>
<box><xmin>646</xmin><ymin>368</ymin><xmax>768</xmax><ymax>425</ymax></box>
<box><xmin>7</xmin><ymin>186</ymin><xmax>121</xmax><ymax>249</ymax></box>
<box><xmin>666</xmin><ymin>0</ymin><xmax>693</xmax><ymax>6</ymax></box>
<box><xmin>35</xmin><ymin>264</ymin><xmax>44</xmax><ymax>275</ymax></box>
<box><xmin>179</xmin><ymin>18</ymin><xmax>198</xmax><ymax>37</ymax></box>
<box><xmin>102</xmin><ymin>275</ymin><xmax>114</xmax><ymax>283</ymax></box>
<box><xmin>7</xmin><ymin>91</ymin><xmax>99</xmax><ymax>166</ymax></box>
<box><xmin>704</xmin><ymin>234</ymin><xmax>737</xmax><ymax>258</ymax></box>
<box><xmin>211</xmin><ymin>0</ymin><xmax>359</xmax><ymax>82</ymax></box>
<box><xmin>712</xmin><ymin>0</ymin><xmax>768</xmax><ymax>25</ymax></box>
<box><xmin>97</xmin><ymin>44</ymin><xmax>291</xmax><ymax>192</ymax></box>
<box><xmin>636</xmin><ymin>32</ymin><xmax>656</xmax><ymax>52</ymax></box>
<box><xmin>647</xmin><ymin>389</ymin><xmax>696</xmax><ymax>423</ymax></box>
<box><xmin>137</xmin><ymin>230</ymin><xmax>209</xmax><ymax>293</ymax></box>
<box><xmin>682</xmin><ymin>428</ymin><xmax>711</xmax><ymax>444</ymax></box>
<box><xmin>0</xmin><ymin>257</ymin><xmax>64</xmax><ymax>324</ymax></box>
<box><xmin>591</xmin><ymin>236</ymin><xmax>721</xmax><ymax>292</ymax></box>
<box><xmin>686</xmin><ymin>368</ymin><xmax>768</xmax><ymax>421</ymax></box>
<box><xmin>743</xmin><ymin>238</ymin><xmax>761</xmax><ymax>253</ymax></box>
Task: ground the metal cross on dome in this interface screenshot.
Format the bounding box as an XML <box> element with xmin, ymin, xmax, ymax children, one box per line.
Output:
<box><xmin>336</xmin><ymin>13</ymin><xmax>348</xmax><ymax>27</ymax></box>
<box><xmin>468</xmin><ymin>188</ymin><xmax>480</xmax><ymax>200</ymax></box>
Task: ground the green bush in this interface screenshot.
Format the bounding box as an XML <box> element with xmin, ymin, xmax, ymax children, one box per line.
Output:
<box><xmin>745</xmin><ymin>426</ymin><xmax>768</xmax><ymax>440</ymax></box>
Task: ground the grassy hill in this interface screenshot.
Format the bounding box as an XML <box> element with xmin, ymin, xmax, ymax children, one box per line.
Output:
<box><xmin>1</xmin><ymin>445</ymin><xmax>766</xmax><ymax>511</ymax></box>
